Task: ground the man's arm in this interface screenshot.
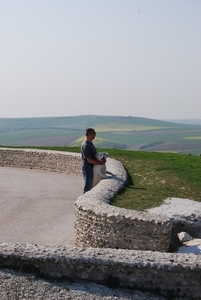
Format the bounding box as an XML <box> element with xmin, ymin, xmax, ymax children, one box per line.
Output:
<box><xmin>86</xmin><ymin>158</ymin><xmax>106</xmax><ymax>165</ymax></box>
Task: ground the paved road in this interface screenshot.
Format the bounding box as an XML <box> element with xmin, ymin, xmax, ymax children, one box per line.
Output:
<box><xmin>0</xmin><ymin>167</ymin><xmax>83</xmax><ymax>246</ymax></box>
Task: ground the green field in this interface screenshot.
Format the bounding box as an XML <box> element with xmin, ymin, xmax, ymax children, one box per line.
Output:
<box><xmin>109</xmin><ymin>149</ymin><xmax>201</xmax><ymax>210</ymax></box>
<box><xmin>1</xmin><ymin>115</ymin><xmax>201</xmax><ymax>155</ymax></box>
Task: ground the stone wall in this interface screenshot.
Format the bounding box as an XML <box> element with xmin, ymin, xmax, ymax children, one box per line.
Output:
<box><xmin>0</xmin><ymin>148</ymin><xmax>81</xmax><ymax>175</ymax></box>
<box><xmin>75</xmin><ymin>168</ymin><xmax>173</xmax><ymax>251</ymax></box>
<box><xmin>74</xmin><ymin>152</ymin><xmax>174</xmax><ymax>252</ymax></box>
<box><xmin>0</xmin><ymin>243</ymin><xmax>201</xmax><ymax>300</ymax></box>
<box><xmin>0</xmin><ymin>148</ymin><xmax>201</xmax><ymax>299</ymax></box>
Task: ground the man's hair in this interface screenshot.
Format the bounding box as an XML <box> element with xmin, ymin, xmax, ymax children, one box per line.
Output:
<box><xmin>85</xmin><ymin>128</ymin><xmax>95</xmax><ymax>136</ymax></box>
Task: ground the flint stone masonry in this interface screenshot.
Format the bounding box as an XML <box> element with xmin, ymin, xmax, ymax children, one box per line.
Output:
<box><xmin>75</xmin><ymin>182</ymin><xmax>173</xmax><ymax>251</ymax></box>
<box><xmin>74</xmin><ymin>153</ymin><xmax>174</xmax><ymax>252</ymax></box>
<box><xmin>0</xmin><ymin>148</ymin><xmax>81</xmax><ymax>175</ymax></box>
<box><xmin>0</xmin><ymin>243</ymin><xmax>201</xmax><ymax>300</ymax></box>
<box><xmin>0</xmin><ymin>148</ymin><xmax>201</xmax><ymax>299</ymax></box>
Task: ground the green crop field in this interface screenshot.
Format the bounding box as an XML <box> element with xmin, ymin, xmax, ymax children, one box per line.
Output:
<box><xmin>0</xmin><ymin>115</ymin><xmax>201</xmax><ymax>155</ymax></box>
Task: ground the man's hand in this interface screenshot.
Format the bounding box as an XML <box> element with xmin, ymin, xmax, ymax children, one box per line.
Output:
<box><xmin>99</xmin><ymin>159</ymin><xmax>106</xmax><ymax>165</ymax></box>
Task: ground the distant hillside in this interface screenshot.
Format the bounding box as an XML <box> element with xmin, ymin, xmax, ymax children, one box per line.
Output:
<box><xmin>0</xmin><ymin>115</ymin><xmax>201</xmax><ymax>155</ymax></box>
<box><xmin>164</xmin><ymin>119</ymin><xmax>201</xmax><ymax>125</ymax></box>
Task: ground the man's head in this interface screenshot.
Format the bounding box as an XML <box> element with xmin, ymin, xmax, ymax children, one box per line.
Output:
<box><xmin>85</xmin><ymin>128</ymin><xmax>96</xmax><ymax>136</ymax></box>
<box><xmin>85</xmin><ymin>128</ymin><xmax>96</xmax><ymax>141</ymax></box>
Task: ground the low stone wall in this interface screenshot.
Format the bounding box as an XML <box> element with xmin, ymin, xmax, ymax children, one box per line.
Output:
<box><xmin>0</xmin><ymin>243</ymin><xmax>201</xmax><ymax>300</ymax></box>
<box><xmin>75</xmin><ymin>161</ymin><xmax>173</xmax><ymax>251</ymax></box>
<box><xmin>0</xmin><ymin>148</ymin><xmax>201</xmax><ymax>299</ymax></box>
<box><xmin>0</xmin><ymin>148</ymin><xmax>81</xmax><ymax>175</ymax></box>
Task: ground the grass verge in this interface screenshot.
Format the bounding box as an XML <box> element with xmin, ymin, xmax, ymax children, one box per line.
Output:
<box><xmin>109</xmin><ymin>149</ymin><xmax>201</xmax><ymax>210</ymax></box>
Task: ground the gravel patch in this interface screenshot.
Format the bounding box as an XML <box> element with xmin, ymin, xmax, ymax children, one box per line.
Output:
<box><xmin>0</xmin><ymin>268</ymin><xmax>182</xmax><ymax>300</ymax></box>
<box><xmin>146</xmin><ymin>197</ymin><xmax>201</xmax><ymax>221</ymax></box>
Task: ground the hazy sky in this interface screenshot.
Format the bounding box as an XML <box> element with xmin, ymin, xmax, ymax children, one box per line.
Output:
<box><xmin>1</xmin><ymin>0</ymin><xmax>201</xmax><ymax>120</ymax></box>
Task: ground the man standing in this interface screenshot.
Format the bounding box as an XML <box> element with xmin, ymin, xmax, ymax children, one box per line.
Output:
<box><xmin>81</xmin><ymin>128</ymin><xmax>105</xmax><ymax>193</ymax></box>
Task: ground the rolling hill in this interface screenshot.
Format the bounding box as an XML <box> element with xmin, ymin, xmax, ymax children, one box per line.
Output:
<box><xmin>0</xmin><ymin>115</ymin><xmax>201</xmax><ymax>155</ymax></box>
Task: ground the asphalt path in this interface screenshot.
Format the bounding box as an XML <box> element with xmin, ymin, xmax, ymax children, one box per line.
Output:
<box><xmin>0</xmin><ymin>167</ymin><xmax>83</xmax><ymax>246</ymax></box>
